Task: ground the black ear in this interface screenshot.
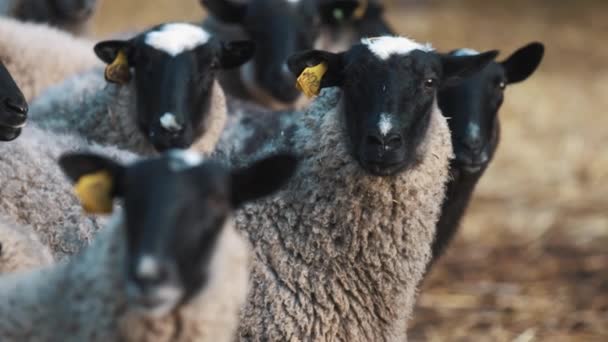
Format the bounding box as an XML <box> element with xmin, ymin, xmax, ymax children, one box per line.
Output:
<box><xmin>201</xmin><ymin>0</ymin><xmax>247</xmax><ymax>23</ymax></box>
<box><xmin>440</xmin><ymin>50</ymin><xmax>499</xmax><ymax>87</ymax></box>
<box><xmin>287</xmin><ymin>50</ymin><xmax>346</xmax><ymax>88</ymax></box>
<box><xmin>318</xmin><ymin>0</ymin><xmax>360</xmax><ymax>25</ymax></box>
<box><xmin>230</xmin><ymin>153</ymin><xmax>299</xmax><ymax>208</ymax></box>
<box><xmin>94</xmin><ymin>40</ymin><xmax>131</xmax><ymax>65</ymax></box>
<box><xmin>58</xmin><ymin>153</ymin><xmax>126</xmax><ymax>197</ymax></box>
<box><xmin>219</xmin><ymin>40</ymin><xmax>256</xmax><ymax>69</ymax></box>
<box><xmin>501</xmin><ymin>42</ymin><xmax>544</xmax><ymax>84</ymax></box>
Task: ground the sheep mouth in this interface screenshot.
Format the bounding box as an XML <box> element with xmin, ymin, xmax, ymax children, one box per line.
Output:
<box><xmin>0</xmin><ymin>125</ymin><xmax>22</xmax><ymax>141</ymax></box>
<box><xmin>361</xmin><ymin>160</ymin><xmax>407</xmax><ymax>177</ymax></box>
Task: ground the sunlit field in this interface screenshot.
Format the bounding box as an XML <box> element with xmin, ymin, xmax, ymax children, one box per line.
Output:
<box><xmin>91</xmin><ymin>1</ymin><xmax>608</xmax><ymax>340</ymax></box>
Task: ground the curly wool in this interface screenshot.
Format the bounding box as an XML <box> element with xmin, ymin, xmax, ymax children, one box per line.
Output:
<box><xmin>29</xmin><ymin>68</ymin><xmax>227</xmax><ymax>156</ymax></box>
<box><xmin>0</xmin><ymin>17</ymin><xmax>100</xmax><ymax>101</ymax></box>
<box><xmin>0</xmin><ymin>213</ymin><xmax>250</xmax><ymax>342</ymax></box>
<box><xmin>235</xmin><ymin>88</ymin><xmax>453</xmax><ymax>341</ymax></box>
<box><xmin>0</xmin><ymin>124</ymin><xmax>136</xmax><ymax>260</ymax></box>
<box><xmin>0</xmin><ymin>218</ymin><xmax>54</xmax><ymax>274</ymax></box>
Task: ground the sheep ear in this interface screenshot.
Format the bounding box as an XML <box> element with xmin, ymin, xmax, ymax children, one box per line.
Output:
<box><xmin>59</xmin><ymin>153</ymin><xmax>125</xmax><ymax>214</ymax></box>
<box><xmin>501</xmin><ymin>42</ymin><xmax>544</xmax><ymax>84</ymax></box>
<box><xmin>201</xmin><ymin>0</ymin><xmax>247</xmax><ymax>23</ymax></box>
<box><xmin>288</xmin><ymin>50</ymin><xmax>345</xmax><ymax>97</ymax></box>
<box><xmin>218</xmin><ymin>40</ymin><xmax>256</xmax><ymax>69</ymax></box>
<box><xmin>95</xmin><ymin>40</ymin><xmax>132</xmax><ymax>84</ymax></box>
<box><xmin>440</xmin><ymin>50</ymin><xmax>499</xmax><ymax>87</ymax></box>
<box><xmin>230</xmin><ymin>153</ymin><xmax>299</xmax><ymax>208</ymax></box>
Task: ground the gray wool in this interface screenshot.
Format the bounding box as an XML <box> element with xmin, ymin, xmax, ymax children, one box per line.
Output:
<box><xmin>0</xmin><ymin>212</ymin><xmax>250</xmax><ymax>342</ymax></box>
<box><xmin>234</xmin><ymin>88</ymin><xmax>453</xmax><ymax>341</ymax></box>
<box><xmin>29</xmin><ymin>67</ymin><xmax>228</xmax><ymax>156</ymax></box>
<box><xmin>0</xmin><ymin>218</ymin><xmax>54</xmax><ymax>274</ymax></box>
<box><xmin>0</xmin><ymin>17</ymin><xmax>101</xmax><ymax>101</ymax></box>
<box><xmin>0</xmin><ymin>0</ymin><xmax>98</xmax><ymax>35</ymax></box>
<box><xmin>0</xmin><ymin>124</ymin><xmax>136</xmax><ymax>260</ymax></box>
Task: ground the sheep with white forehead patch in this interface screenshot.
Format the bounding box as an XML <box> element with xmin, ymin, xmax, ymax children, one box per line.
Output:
<box><xmin>0</xmin><ymin>219</ymin><xmax>54</xmax><ymax>273</ymax></box>
<box><xmin>0</xmin><ymin>124</ymin><xmax>136</xmax><ymax>260</ymax></box>
<box><xmin>29</xmin><ymin>22</ymin><xmax>255</xmax><ymax>154</ymax></box>
<box><xmin>0</xmin><ymin>0</ymin><xmax>98</xmax><ymax>35</ymax></box>
<box><xmin>231</xmin><ymin>36</ymin><xmax>497</xmax><ymax>340</ymax></box>
<box><xmin>0</xmin><ymin>150</ymin><xmax>298</xmax><ymax>342</ymax></box>
<box><xmin>0</xmin><ymin>17</ymin><xmax>101</xmax><ymax>101</ymax></box>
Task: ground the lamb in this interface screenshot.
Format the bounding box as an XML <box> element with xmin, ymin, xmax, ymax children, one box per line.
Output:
<box><xmin>0</xmin><ymin>124</ymin><xmax>136</xmax><ymax>260</ymax></box>
<box><xmin>431</xmin><ymin>42</ymin><xmax>545</xmax><ymax>264</ymax></box>
<box><xmin>0</xmin><ymin>59</ymin><xmax>28</xmax><ymax>141</ymax></box>
<box><xmin>200</xmin><ymin>0</ymin><xmax>366</xmax><ymax>109</ymax></box>
<box><xmin>29</xmin><ymin>22</ymin><xmax>255</xmax><ymax>155</ymax></box>
<box><xmin>0</xmin><ymin>0</ymin><xmax>98</xmax><ymax>35</ymax></box>
<box><xmin>233</xmin><ymin>37</ymin><xmax>497</xmax><ymax>340</ymax></box>
<box><xmin>0</xmin><ymin>149</ymin><xmax>298</xmax><ymax>341</ymax></box>
<box><xmin>0</xmin><ymin>17</ymin><xmax>101</xmax><ymax>101</ymax></box>
<box><xmin>0</xmin><ymin>219</ymin><xmax>54</xmax><ymax>273</ymax></box>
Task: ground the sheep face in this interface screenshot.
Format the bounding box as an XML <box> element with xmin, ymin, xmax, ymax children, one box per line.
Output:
<box><xmin>94</xmin><ymin>23</ymin><xmax>254</xmax><ymax>152</ymax></box>
<box><xmin>439</xmin><ymin>42</ymin><xmax>544</xmax><ymax>174</ymax></box>
<box><xmin>51</xmin><ymin>0</ymin><xmax>97</xmax><ymax>20</ymax></box>
<box><xmin>0</xmin><ymin>61</ymin><xmax>28</xmax><ymax>141</ymax></box>
<box><xmin>59</xmin><ymin>150</ymin><xmax>298</xmax><ymax>317</ymax></box>
<box><xmin>288</xmin><ymin>36</ymin><xmax>498</xmax><ymax>176</ymax></box>
<box><xmin>202</xmin><ymin>0</ymin><xmax>358</xmax><ymax>108</ymax></box>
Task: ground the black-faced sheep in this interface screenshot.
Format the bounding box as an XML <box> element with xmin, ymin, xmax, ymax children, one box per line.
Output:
<box><xmin>233</xmin><ymin>36</ymin><xmax>496</xmax><ymax>340</ymax></box>
<box><xmin>0</xmin><ymin>150</ymin><xmax>298</xmax><ymax>341</ymax></box>
<box><xmin>29</xmin><ymin>22</ymin><xmax>254</xmax><ymax>155</ymax></box>
<box><xmin>0</xmin><ymin>59</ymin><xmax>28</xmax><ymax>141</ymax></box>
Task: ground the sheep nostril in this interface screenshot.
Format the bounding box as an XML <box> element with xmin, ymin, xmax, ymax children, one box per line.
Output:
<box><xmin>4</xmin><ymin>98</ymin><xmax>28</xmax><ymax>115</ymax></box>
<box><xmin>386</xmin><ymin>134</ymin><xmax>403</xmax><ymax>150</ymax></box>
<box><xmin>366</xmin><ymin>135</ymin><xmax>384</xmax><ymax>147</ymax></box>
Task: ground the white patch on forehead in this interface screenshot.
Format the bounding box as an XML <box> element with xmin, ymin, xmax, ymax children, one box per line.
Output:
<box><xmin>168</xmin><ymin>149</ymin><xmax>203</xmax><ymax>172</ymax></box>
<box><xmin>361</xmin><ymin>36</ymin><xmax>433</xmax><ymax>60</ymax></box>
<box><xmin>160</xmin><ymin>113</ymin><xmax>183</xmax><ymax>132</ymax></box>
<box><xmin>452</xmin><ymin>48</ymin><xmax>480</xmax><ymax>57</ymax></box>
<box><xmin>145</xmin><ymin>23</ymin><xmax>210</xmax><ymax>56</ymax></box>
<box><xmin>467</xmin><ymin>122</ymin><xmax>480</xmax><ymax>139</ymax></box>
<box><xmin>136</xmin><ymin>255</ymin><xmax>159</xmax><ymax>279</ymax></box>
<box><xmin>378</xmin><ymin>113</ymin><xmax>393</xmax><ymax>136</ymax></box>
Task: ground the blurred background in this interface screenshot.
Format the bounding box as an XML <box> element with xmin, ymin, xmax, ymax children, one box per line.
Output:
<box><xmin>90</xmin><ymin>0</ymin><xmax>607</xmax><ymax>340</ymax></box>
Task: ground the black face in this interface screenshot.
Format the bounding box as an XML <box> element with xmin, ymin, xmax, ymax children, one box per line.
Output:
<box><xmin>438</xmin><ymin>43</ymin><xmax>545</xmax><ymax>174</ymax></box>
<box><xmin>59</xmin><ymin>150</ymin><xmax>298</xmax><ymax>316</ymax></box>
<box><xmin>288</xmin><ymin>39</ymin><xmax>498</xmax><ymax>176</ymax></box>
<box><xmin>202</xmin><ymin>0</ymin><xmax>358</xmax><ymax>106</ymax></box>
<box><xmin>52</xmin><ymin>0</ymin><xmax>97</xmax><ymax>20</ymax></box>
<box><xmin>94</xmin><ymin>24</ymin><xmax>255</xmax><ymax>152</ymax></box>
<box><xmin>0</xmin><ymin>61</ymin><xmax>28</xmax><ymax>142</ymax></box>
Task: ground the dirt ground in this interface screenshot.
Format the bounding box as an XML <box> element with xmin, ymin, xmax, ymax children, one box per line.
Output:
<box><xmin>91</xmin><ymin>1</ymin><xmax>608</xmax><ymax>340</ymax></box>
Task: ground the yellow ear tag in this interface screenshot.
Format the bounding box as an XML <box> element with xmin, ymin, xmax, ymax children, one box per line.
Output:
<box><xmin>295</xmin><ymin>62</ymin><xmax>328</xmax><ymax>98</ymax></box>
<box><xmin>104</xmin><ymin>50</ymin><xmax>131</xmax><ymax>85</ymax></box>
<box><xmin>353</xmin><ymin>0</ymin><xmax>368</xmax><ymax>20</ymax></box>
<box><xmin>74</xmin><ymin>171</ymin><xmax>114</xmax><ymax>214</ymax></box>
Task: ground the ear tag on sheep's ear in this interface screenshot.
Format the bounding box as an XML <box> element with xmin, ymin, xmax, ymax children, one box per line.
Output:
<box><xmin>74</xmin><ymin>171</ymin><xmax>114</xmax><ymax>214</ymax></box>
<box><xmin>104</xmin><ymin>50</ymin><xmax>131</xmax><ymax>85</ymax></box>
<box><xmin>353</xmin><ymin>0</ymin><xmax>368</xmax><ymax>20</ymax></box>
<box><xmin>295</xmin><ymin>62</ymin><xmax>328</xmax><ymax>98</ymax></box>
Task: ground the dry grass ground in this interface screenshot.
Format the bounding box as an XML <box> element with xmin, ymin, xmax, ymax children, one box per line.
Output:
<box><xmin>90</xmin><ymin>1</ymin><xmax>608</xmax><ymax>340</ymax></box>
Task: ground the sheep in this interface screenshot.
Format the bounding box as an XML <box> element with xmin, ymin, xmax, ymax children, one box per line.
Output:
<box><xmin>0</xmin><ymin>124</ymin><xmax>136</xmax><ymax>260</ymax></box>
<box><xmin>29</xmin><ymin>22</ymin><xmax>255</xmax><ymax>154</ymax></box>
<box><xmin>0</xmin><ymin>17</ymin><xmax>101</xmax><ymax>101</ymax></box>
<box><xmin>0</xmin><ymin>0</ymin><xmax>98</xmax><ymax>35</ymax></box>
<box><xmin>0</xmin><ymin>149</ymin><xmax>298</xmax><ymax>342</ymax></box>
<box><xmin>200</xmin><ymin>0</ymin><xmax>368</xmax><ymax>109</ymax></box>
<box><xmin>0</xmin><ymin>59</ymin><xmax>28</xmax><ymax>141</ymax></box>
<box><xmin>233</xmin><ymin>37</ymin><xmax>497</xmax><ymax>340</ymax></box>
<box><xmin>0</xmin><ymin>219</ymin><xmax>54</xmax><ymax>273</ymax></box>
<box><xmin>430</xmin><ymin>42</ymin><xmax>545</xmax><ymax>264</ymax></box>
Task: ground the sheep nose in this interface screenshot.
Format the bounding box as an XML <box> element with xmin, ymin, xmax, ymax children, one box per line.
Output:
<box><xmin>463</xmin><ymin>136</ymin><xmax>483</xmax><ymax>154</ymax></box>
<box><xmin>366</xmin><ymin>132</ymin><xmax>403</xmax><ymax>152</ymax></box>
<box><xmin>4</xmin><ymin>98</ymin><xmax>28</xmax><ymax>115</ymax></box>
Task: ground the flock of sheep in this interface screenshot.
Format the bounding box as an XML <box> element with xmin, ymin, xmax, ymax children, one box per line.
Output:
<box><xmin>0</xmin><ymin>0</ymin><xmax>546</xmax><ymax>341</ymax></box>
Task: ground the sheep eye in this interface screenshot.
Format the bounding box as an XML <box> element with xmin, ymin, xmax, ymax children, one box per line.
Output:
<box><xmin>423</xmin><ymin>78</ymin><xmax>437</xmax><ymax>89</ymax></box>
<box><xmin>498</xmin><ymin>81</ymin><xmax>506</xmax><ymax>90</ymax></box>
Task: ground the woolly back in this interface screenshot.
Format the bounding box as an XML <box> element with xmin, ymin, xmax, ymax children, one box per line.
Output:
<box><xmin>237</xmin><ymin>88</ymin><xmax>453</xmax><ymax>340</ymax></box>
